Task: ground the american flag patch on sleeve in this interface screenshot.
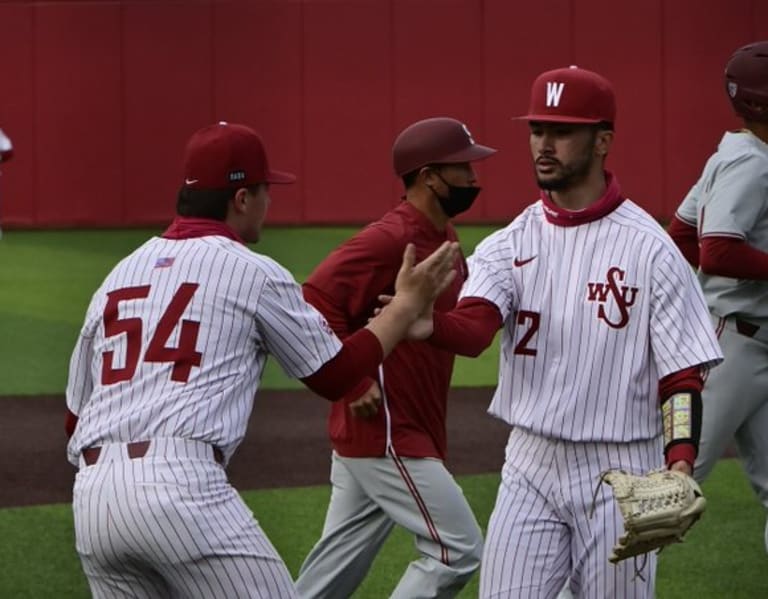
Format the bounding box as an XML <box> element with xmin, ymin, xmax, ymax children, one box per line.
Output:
<box><xmin>154</xmin><ymin>256</ymin><xmax>175</xmax><ymax>268</ymax></box>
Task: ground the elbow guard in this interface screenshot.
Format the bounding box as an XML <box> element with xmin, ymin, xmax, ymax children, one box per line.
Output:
<box><xmin>661</xmin><ymin>390</ymin><xmax>702</xmax><ymax>465</ymax></box>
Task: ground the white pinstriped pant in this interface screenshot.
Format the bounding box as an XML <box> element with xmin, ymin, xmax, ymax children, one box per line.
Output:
<box><xmin>480</xmin><ymin>428</ymin><xmax>663</xmax><ymax>599</ymax></box>
<box><xmin>73</xmin><ymin>438</ymin><xmax>297</xmax><ymax>598</ymax></box>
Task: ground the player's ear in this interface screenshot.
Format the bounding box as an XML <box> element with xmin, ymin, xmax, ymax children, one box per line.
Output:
<box><xmin>231</xmin><ymin>188</ymin><xmax>249</xmax><ymax>214</ymax></box>
<box><xmin>420</xmin><ymin>166</ymin><xmax>437</xmax><ymax>187</ymax></box>
<box><xmin>595</xmin><ymin>129</ymin><xmax>614</xmax><ymax>158</ymax></box>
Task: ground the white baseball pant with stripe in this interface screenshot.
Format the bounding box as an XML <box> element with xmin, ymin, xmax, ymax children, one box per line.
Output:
<box><xmin>480</xmin><ymin>428</ymin><xmax>663</xmax><ymax>599</ymax></box>
<box><xmin>74</xmin><ymin>438</ymin><xmax>297</xmax><ymax>599</ymax></box>
<box><xmin>295</xmin><ymin>452</ymin><xmax>483</xmax><ymax>598</ymax></box>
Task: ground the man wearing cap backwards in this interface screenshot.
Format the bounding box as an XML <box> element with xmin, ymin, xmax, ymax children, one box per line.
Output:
<box><xmin>668</xmin><ymin>40</ymin><xmax>768</xmax><ymax>553</ymax></box>
<box><xmin>389</xmin><ymin>68</ymin><xmax>723</xmax><ymax>597</ymax></box>
<box><xmin>64</xmin><ymin>121</ymin><xmax>459</xmax><ymax>598</ymax></box>
<box><xmin>295</xmin><ymin>117</ymin><xmax>495</xmax><ymax>598</ymax></box>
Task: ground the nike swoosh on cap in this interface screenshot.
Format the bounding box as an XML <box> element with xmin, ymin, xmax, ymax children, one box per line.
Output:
<box><xmin>185</xmin><ymin>178</ymin><xmax>199</xmax><ymax>185</ymax></box>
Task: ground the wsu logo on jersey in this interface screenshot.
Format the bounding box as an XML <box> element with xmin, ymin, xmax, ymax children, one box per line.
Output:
<box><xmin>586</xmin><ymin>267</ymin><xmax>639</xmax><ymax>329</ymax></box>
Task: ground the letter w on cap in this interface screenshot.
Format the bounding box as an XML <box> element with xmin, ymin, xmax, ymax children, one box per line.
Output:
<box><xmin>546</xmin><ymin>82</ymin><xmax>565</xmax><ymax>107</ymax></box>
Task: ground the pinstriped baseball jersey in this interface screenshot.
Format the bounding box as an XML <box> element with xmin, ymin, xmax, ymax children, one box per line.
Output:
<box><xmin>676</xmin><ymin>130</ymin><xmax>768</xmax><ymax>319</ymax></box>
<box><xmin>66</xmin><ymin>233</ymin><xmax>341</xmax><ymax>466</ymax></box>
<box><xmin>462</xmin><ymin>194</ymin><xmax>722</xmax><ymax>442</ymax></box>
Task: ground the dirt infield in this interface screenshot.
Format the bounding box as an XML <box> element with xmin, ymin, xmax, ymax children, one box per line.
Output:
<box><xmin>0</xmin><ymin>387</ymin><xmax>510</xmax><ymax>509</ymax></box>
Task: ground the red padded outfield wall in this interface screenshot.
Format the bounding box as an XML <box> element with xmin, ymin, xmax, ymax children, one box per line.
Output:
<box><xmin>0</xmin><ymin>0</ymin><xmax>766</xmax><ymax>228</ymax></box>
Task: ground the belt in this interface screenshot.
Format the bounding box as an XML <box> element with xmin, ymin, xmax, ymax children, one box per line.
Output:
<box><xmin>734</xmin><ymin>318</ymin><xmax>760</xmax><ymax>338</ymax></box>
<box><xmin>718</xmin><ymin>316</ymin><xmax>768</xmax><ymax>344</ymax></box>
<box><xmin>82</xmin><ymin>441</ymin><xmax>224</xmax><ymax>467</ymax></box>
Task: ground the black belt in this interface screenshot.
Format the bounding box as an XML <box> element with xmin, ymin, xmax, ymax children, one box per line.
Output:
<box><xmin>735</xmin><ymin>318</ymin><xmax>760</xmax><ymax>338</ymax></box>
<box><xmin>82</xmin><ymin>441</ymin><xmax>224</xmax><ymax>466</ymax></box>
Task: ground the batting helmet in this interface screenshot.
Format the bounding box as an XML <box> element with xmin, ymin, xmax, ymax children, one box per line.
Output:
<box><xmin>725</xmin><ymin>41</ymin><xmax>768</xmax><ymax>123</ymax></box>
<box><xmin>392</xmin><ymin>117</ymin><xmax>496</xmax><ymax>177</ymax></box>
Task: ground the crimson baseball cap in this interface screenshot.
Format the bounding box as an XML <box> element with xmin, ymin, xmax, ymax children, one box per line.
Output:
<box><xmin>183</xmin><ymin>121</ymin><xmax>296</xmax><ymax>190</ymax></box>
<box><xmin>516</xmin><ymin>65</ymin><xmax>616</xmax><ymax>125</ymax></box>
<box><xmin>392</xmin><ymin>117</ymin><xmax>497</xmax><ymax>176</ymax></box>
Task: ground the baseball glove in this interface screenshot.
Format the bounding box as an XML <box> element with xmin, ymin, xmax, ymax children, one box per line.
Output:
<box><xmin>599</xmin><ymin>469</ymin><xmax>706</xmax><ymax>563</ymax></box>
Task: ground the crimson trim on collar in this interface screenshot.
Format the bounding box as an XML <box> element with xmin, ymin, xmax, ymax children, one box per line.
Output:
<box><xmin>539</xmin><ymin>171</ymin><xmax>624</xmax><ymax>227</ymax></box>
<box><xmin>162</xmin><ymin>217</ymin><xmax>245</xmax><ymax>244</ymax></box>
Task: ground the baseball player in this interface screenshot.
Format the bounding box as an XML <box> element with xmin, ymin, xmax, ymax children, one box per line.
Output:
<box><xmin>0</xmin><ymin>127</ymin><xmax>13</xmax><ymax>238</ymax></box>
<box><xmin>668</xmin><ymin>40</ymin><xmax>768</xmax><ymax>552</ymax></box>
<box><xmin>392</xmin><ymin>67</ymin><xmax>724</xmax><ymax>597</ymax></box>
<box><xmin>295</xmin><ymin>117</ymin><xmax>496</xmax><ymax>599</ymax></box>
<box><xmin>64</xmin><ymin>121</ymin><xmax>459</xmax><ymax>599</ymax></box>
<box><xmin>0</xmin><ymin>128</ymin><xmax>12</xmax><ymax>163</ymax></box>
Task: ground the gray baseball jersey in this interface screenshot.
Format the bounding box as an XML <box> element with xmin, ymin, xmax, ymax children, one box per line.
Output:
<box><xmin>676</xmin><ymin>130</ymin><xmax>768</xmax><ymax>320</ymax></box>
<box><xmin>67</xmin><ymin>233</ymin><xmax>342</xmax><ymax>598</ymax></box>
<box><xmin>674</xmin><ymin>128</ymin><xmax>768</xmax><ymax>553</ymax></box>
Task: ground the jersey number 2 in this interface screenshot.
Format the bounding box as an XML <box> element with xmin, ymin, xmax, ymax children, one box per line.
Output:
<box><xmin>513</xmin><ymin>310</ymin><xmax>540</xmax><ymax>356</ymax></box>
<box><xmin>101</xmin><ymin>284</ymin><xmax>202</xmax><ymax>384</ymax></box>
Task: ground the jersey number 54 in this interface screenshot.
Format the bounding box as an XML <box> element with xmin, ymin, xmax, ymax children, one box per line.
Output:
<box><xmin>101</xmin><ymin>283</ymin><xmax>202</xmax><ymax>385</ymax></box>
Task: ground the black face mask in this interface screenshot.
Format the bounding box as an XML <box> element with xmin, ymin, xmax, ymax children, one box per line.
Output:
<box><xmin>428</xmin><ymin>171</ymin><xmax>482</xmax><ymax>217</ymax></box>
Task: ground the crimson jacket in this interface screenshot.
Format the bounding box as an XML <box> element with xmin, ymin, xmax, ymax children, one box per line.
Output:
<box><xmin>303</xmin><ymin>201</ymin><xmax>466</xmax><ymax>460</ymax></box>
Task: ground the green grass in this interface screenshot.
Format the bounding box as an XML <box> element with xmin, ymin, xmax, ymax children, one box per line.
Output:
<box><xmin>8</xmin><ymin>227</ymin><xmax>762</xmax><ymax>597</ymax></box>
<box><xmin>0</xmin><ymin>462</ymin><xmax>765</xmax><ymax>598</ymax></box>
<box><xmin>0</xmin><ymin>226</ymin><xmax>500</xmax><ymax>395</ymax></box>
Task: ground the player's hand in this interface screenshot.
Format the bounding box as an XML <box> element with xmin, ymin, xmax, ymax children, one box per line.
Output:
<box><xmin>374</xmin><ymin>294</ymin><xmax>435</xmax><ymax>340</ymax></box>
<box><xmin>410</xmin><ymin>303</ymin><xmax>436</xmax><ymax>340</ymax></box>
<box><xmin>392</xmin><ymin>242</ymin><xmax>458</xmax><ymax>315</ymax></box>
<box><xmin>669</xmin><ymin>460</ymin><xmax>693</xmax><ymax>477</ymax></box>
<box><xmin>348</xmin><ymin>381</ymin><xmax>382</xmax><ymax>419</ymax></box>
<box><xmin>371</xmin><ymin>294</ymin><xmax>392</xmax><ymax>318</ymax></box>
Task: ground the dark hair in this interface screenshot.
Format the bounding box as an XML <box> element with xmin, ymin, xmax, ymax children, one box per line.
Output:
<box><xmin>401</xmin><ymin>169</ymin><xmax>420</xmax><ymax>190</ymax></box>
<box><xmin>401</xmin><ymin>164</ymin><xmax>442</xmax><ymax>190</ymax></box>
<box><xmin>596</xmin><ymin>120</ymin><xmax>614</xmax><ymax>132</ymax></box>
<box><xmin>176</xmin><ymin>184</ymin><xmax>264</xmax><ymax>220</ymax></box>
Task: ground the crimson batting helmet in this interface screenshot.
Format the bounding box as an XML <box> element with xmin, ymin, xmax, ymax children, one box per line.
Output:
<box><xmin>725</xmin><ymin>40</ymin><xmax>768</xmax><ymax>123</ymax></box>
<box><xmin>392</xmin><ymin>117</ymin><xmax>496</xmax><ymax>177</ymax></box>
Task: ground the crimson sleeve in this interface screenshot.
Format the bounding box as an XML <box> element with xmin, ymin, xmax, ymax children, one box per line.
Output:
<box><xmin>300</xmin><ymin>328</ymin><xmax>382</xmax><ymax>401</ymax></box>
<box><xmin>300</xmin><ymin>228</ymin><xmax>401</xmax><ymax>401</ymax></box>
<box><xmin>429</xmin><ymin>297</ymin><xmax>503</xmax><ymax>357</ymax></box>
<box><xmin>658</xmin><ymin>366</ymin><xmax>703</xmax><ymax>468</ymax></box>
<box><xmin>302</xmin><ymin>283</ymin><xmax>355</xmax><ymax>339</ymax></box>
<box><xmin>658</xmin><ymin>366</ymin><xmax>703</xmax><ymax>397</ymax></box>
<box><xmin>668</xmin><ymin>215</ymin><xmax>700</xmax><ymax>268</ymax></box>
<box><xmin>301</xmin><ymin>227</ymin><xmax>402</xmax><ymax>401</ymax></box>
<box><xmin>303</xmin><ymin>224</ymin><xmax>403</xmax><ymax>337</ymax></box>
<box><xmin>700</xmin><ymin>236</ymin><xmax>768</xmax><ymax>280</ymax></box>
